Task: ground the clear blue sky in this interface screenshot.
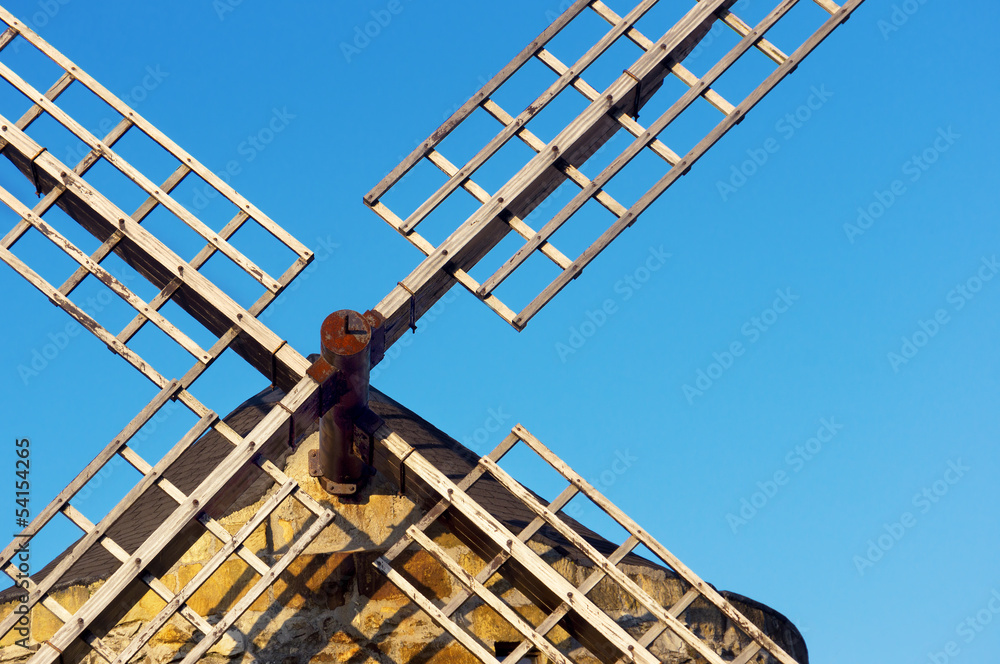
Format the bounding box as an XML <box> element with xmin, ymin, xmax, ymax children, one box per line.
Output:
<box><xmin>1</xmin><ymin>1</ymin><xmax>997</xmax><ymax>662</ymax></box>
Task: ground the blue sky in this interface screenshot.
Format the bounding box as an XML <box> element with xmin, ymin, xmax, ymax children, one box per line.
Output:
<box><xmin>0</xmin><ymin>1</ymin><xmax>997</xmax><ymax>662</ymax></box>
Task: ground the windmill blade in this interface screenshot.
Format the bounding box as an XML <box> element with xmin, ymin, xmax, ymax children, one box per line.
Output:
<box><xmin>0</xmin><ymin>10</ymin><xmax>349</xmax><ymax>662</ymax></box>
<box><xmin>367</xmin><ymin>0</ymin><xmax>863</xmax><ymax>347</ymax></box>
<box><xmin>371</xmin><ymin>422</ymin><xmax>801</xmax><ymax>664</ymax></box>
<box><xmin>0</xmin><ymin>7</ymin><xmax>312</xmax><ymax>391</ymax></box>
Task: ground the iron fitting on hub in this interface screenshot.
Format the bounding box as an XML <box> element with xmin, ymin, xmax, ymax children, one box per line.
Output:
<box><xmin>309</xmin><ymin>309</ymin><xmax>372</xmax><ymax>496</ymax></box>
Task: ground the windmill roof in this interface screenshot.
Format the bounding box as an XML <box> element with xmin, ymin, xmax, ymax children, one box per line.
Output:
<box><xmin>1</xmin><ymin>383</ymin><xmax>804</xmax><ymax>659</ymax></box>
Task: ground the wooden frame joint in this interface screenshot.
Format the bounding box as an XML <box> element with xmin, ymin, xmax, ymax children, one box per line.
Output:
<box><xmin>397</xmin><ymin>448</ymin><xmax>415</xmax><ymax>496</ymax></box>
<box><xmin>622</xmin><ymin>69</ymin><xmax>642</xmax><ymax>119</ymax></box>
<box><xmin>29</xmin><ymin>146</ymin><xmax>47</xmax><ymax>196</ymax></box>
<box><xmin>397</xmin><ymin>281</ymin><xmax>417</xmax><ymax>333</ymax></box>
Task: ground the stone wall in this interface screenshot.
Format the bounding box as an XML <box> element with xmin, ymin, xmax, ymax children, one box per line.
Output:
<box><xmin>0</xmin><ymin>432</ymin><xmax>805</xmax><ymax>664</ymax></box>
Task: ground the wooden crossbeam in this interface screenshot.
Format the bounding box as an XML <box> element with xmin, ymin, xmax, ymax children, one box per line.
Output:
<box><xmin>366</xmin><ymin>201</ymin><xmax>519</xmax><ymax>326</ymax></box>
<box><xmin>111</xmin><ymin>479</ymin><xmax>298</xmax><ymax>664</ymax></box>
<box><xmin>26</xmin><ymin>374</ymin><xmax>322</xmax><ymax>664</ymax></box>
<box><xmin>364</xmin><ymin>0</ymin><xmax>594</xmax><ymax>205</ymax></box>
<box><xmin>479</xmin><ymin>0</ymin><xmax>800</xmax><ymax>301</ymax></box>
<box><xmin>502</xmin><ymin>533</ymin><xmax>641</xmax><ymax>664</ymax></box>
<box><xmin>395</xmin><ymin>0</ymin><xmax>668</xmax><ymax>237</ymax></box>
<box><xmin>373</xmin><ymin>560</ymin><xmax>501</xmax><ymax>664</ymax></box>
<box><xmin>0</xmin><ymin>381</ymin><xmax>180</xmax><ymax>574</ymax></box>
<box><xmin>0</xmin><ymin>113</ymin><xmax>310</xmax><ymax>388</ymax></box>
<box><xmin>514</xmin><ymin>0</ymin><xmax>864</xmax><ymax>327</ymax></box>
<box><xmin>511</xmin><ymin>425</ymin><xmax>801</xmax><ymax>664</ymax></box>
<box><xmin>0</xmin><ymin>75</ymin><xmax>119</xmax><ymax>253</ymax></box>
<box><xmin>407</xmin><ymin>527</ymin><xmax>573</xmax><ymax>664</ymax></box>
<box><xmin>0</xmin><ymin>7</ymin><xmax>311</xmax><ymax>262</ymax></box>
<box><xmin>0</xmin><ymin>188</ymin><xmax>212</xmax><ymax>363</ymax></box>
<box><xmin>374</xmin><ymin>426</ymin><xmax>661</xmax><ymax>664</ymax></box>
<box><xmin>1</xmin><ymin>567</ymin><xmax>118</xmax><ymax>662</ymax></box>
<box><xmin>372</xmin><ymin>0</ymin><xmax>733</xmax><ymax>346</ymax></box>
<box><xmin>176</xmin><ymin>504</ymin><xmax>335</xmax><ymax>664</ymax></box>
<box><xmin>0</xmin><ymin>407</ymin><xmax>216</xmax><ymax>640</ymax></box>
<box><xmin>424</xmin><ymin>147</ymin><xmax>574</xmax><ymax>270</ymax></box>
<box><xmin>58</xmin><ymin>503</ymin><xmax>217</xmax><ymax>639</ymax></box>
<box><xmin>481</xmin><ymin>457</ymin><xmax>729</xmax><ymax>664</ymax></box>
<box><xmin>0</xmin><ymin>60</ymin><xmax>282</xmax><ymax>294</ymax></box>
<box><xmin>531</xmin><ymin>49</ymin><xmax>683</xmax><ymax>165</ymax></box>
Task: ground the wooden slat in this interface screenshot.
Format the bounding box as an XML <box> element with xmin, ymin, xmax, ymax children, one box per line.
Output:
<box><xmin>610</xmin><ymin>588</ymin><xmax>701</xmax><ymax>664</ymax></box>
<box><xmin>531</xmin><ymin>49</ymin><xmax>682</xmax><ymax>165</ymax></box>
<box><xmin>383</xmin><ymin>433</ymin><xmax>521</xmax><ymax>564</ymax></box>
<box><xmin>112</xmin><ymin>479</ymin><xmax>298</xmax><ymax>664</ymax></box>
<box><xmin>366</xmin><ymin>201</ymin><xmax>519</xmax><ymax>327</ymax></box>
<box><xmin>0</xmin><ymin>189</ymin><xmax>212</xmax><ymax>363</ymax></box>
<box><xmin>395</xmin><ymin>0</ymin><xmax>666</xmax><ymax>235</ymax></box>
<box><xmin>375</xmin><ymin>427</ymin><xmax>660</xmax><ymax>664</ymax></box>
<box><xmin>28</xmin><ymin>374</ymin><xmax>319</xmax><ymax>664</ymax></box>
<box><xmin>373</xmin><ymin>0</ymin><xmax>732</xmax><ymax>345</ymax></box>
<box><xmin>0</xmin><ymin>8</ymin><xmax>312</xmax><ymax>260</ymax></box>
<box><xmin>407</xmin><ymin>527</ymin><xmax>572</xmax><ymax>664</ymax></box>
<box><xmin>117</xmin><ymin>446</ymin><xmax>271</xmax><ymax>576</ymax></box>
<box><xmin>0</xmin><ymin>240</ymin><xmax>168</xmax><ymax>387</ymax></box>
<box><xmin>364</xmin><ymin>0</ymin><xmax>594</xmax><ymax>204</ymax></box>
<box><xmin>177</xmin><ymin>503</ymin><xmax>335</xmax><ymax>664</ymax></box>
<box><xmin>0</xmin><ymin>60</ymin><xmax>282</xmax><ymax>294</ymax></box>
<box><xmin>587</xmin><ymin>1</ymin><xmax>738</xmax><ymax>111</ymax></box>
<box><xmin>0</xmin><ymin>380</ymin><xmax>179</xmax><ymax>574</ymax></box>
<box><xmin>496</xmin><ymin>529</ymin><xmax>640</xmax><ymax>664</ymax></box>
<box><xmin>733</xmin><ymin>642</ymin><xmax>764</xmax><ymax>664</ymax></box>
<box><xmin>439</xmin><ymin>482</ymin><xmax>579</xmax><ymax>619</ymax></box>
<box><xmin>373</xmin><ymin>560</ymin><xmax>500</xmax><ymax>664</ymax></box>
<box><xmin>481</xmin><ymin>457</ymin><xmax>729</xmax><ymax>664</ymax></box>
<box><xmin>717</xmin><ymin>9</ymin><xmax>788</xmax><ymax>64</ymax></box>
<box><xmin>0</xmin><ymin>115</ymin><xmax>310</xmax><ymax>385</ymax></box>
<box><xmin>424</xmin><ymin>148</ymin><xmax>574</xmax><ymax>270</ymax></box>
<box><xmin>0</xmin><ymin>567</ymin><xmax>118</xmax><ymax>662</ymax></box>
<box><xmin>0</xmin><ymin>409</ymin><xmax>216</xmax><ymax>638</ymax></box>
<box><xmin>58</xmin><ymin>503</ymin><xmax>216</xmax><ymax>639</ymax></box>
<box><xmin>512</xmin><ymin>425</ymin><xmax>801</xmax><ymax>664</ymax></box>
<box><xmin>812</xmin><ymin>0</ymin><xmax>840</xmax><ymax>14</ymax></box>
<box><xmin>517</xmin><ymin>0</ymin><xmax>863</xmax><ymax>326</ymax></box>
<box><xmin>477</xmin><ymin>98</ymin><xmax>634</xmax><ymax>211</ymax></box>
<box><xmin>60</xmin><ymin>162</ymin><xmax>191</xmax><ymax>298</ymax></box>
<box><xmin>482</xmin><ymin>0</ymin><xmax>796</xmax><ymax>301</ymax></box>
<box><xmin>0</xmin><ymin>84</ymin><xmax>128</xmax><ymax>253</ymax></box>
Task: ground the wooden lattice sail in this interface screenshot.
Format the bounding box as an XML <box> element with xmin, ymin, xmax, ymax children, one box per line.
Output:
<box><xmin>0</xmin><ymin>0</ymin><xmax>866</xmax><ymax>661</ymax></box>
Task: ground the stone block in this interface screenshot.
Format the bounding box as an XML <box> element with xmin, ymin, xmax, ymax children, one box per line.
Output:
<box><xmin>272</xmin><ymin>553</ymin><xmax>354</xmax><ymax>610</ymax></box>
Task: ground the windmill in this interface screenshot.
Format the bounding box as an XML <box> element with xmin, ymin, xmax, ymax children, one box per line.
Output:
<box><xmin>0</xmin><ymin>1</ymin><xmax>867</xmax><ymax>663</ymax></box>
